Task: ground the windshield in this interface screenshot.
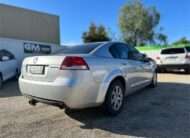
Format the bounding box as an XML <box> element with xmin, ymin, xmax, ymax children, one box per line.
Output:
<box><xmin>161</xmin><ymin>48</ymin><xmax>185</xmax><ymax>55</ymax></box>
<box><xmin>55</xmin><ymin>43</ymin><xmax>102</xmax><ymax>54</ymax></box>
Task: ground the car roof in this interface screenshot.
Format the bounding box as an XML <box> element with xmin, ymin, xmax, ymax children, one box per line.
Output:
<box><xmin>73</xmin><ymin>42</ymin><xmax>108</xmax><ymax>46</ymax></box>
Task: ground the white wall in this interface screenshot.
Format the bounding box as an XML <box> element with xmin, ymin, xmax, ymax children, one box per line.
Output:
<box><xmin>0</xmin><ymin>37</ymin><xmax>62</xmax><ymax>69</ymax></box>
<box><xmin>0</xmin><ymin>4</ymin><xmax>60</xmax><ymax>44</ymax></box>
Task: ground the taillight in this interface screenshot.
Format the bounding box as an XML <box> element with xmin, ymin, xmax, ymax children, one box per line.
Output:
<box><xmin>156</xmin><ymin>56</ymin><xmax>160</xmax><ymax>60</ymax></box>
<box><xmin>60</xmin><ymin>56</ymin><xmax>89</xmax><ymax>70</ymax></box>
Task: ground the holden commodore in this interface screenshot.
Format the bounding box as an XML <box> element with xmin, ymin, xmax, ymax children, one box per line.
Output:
<box><xmin>19</xmin><ymin>42</ymin><xmax>157</xmax><ymax>115</ymax></box>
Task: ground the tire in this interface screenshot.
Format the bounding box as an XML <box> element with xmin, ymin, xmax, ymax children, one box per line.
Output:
<box><xmin>185</xmin><ymin>68</ymin><xmax>190</xmax><ymax>74</ymax></box>
<box><xmin>159</xmin><ymin>68</ymin><xmax>166</xmax><ymax>73</ymax></box>
<box><xmin>0</xmin><ymin>74</ymin><xmax>3</xmax><ymax>89</ymax></box>
<box><xmin>104</xmin><ymin>80</ymin><xmax>125</xmax><ymax>116</ymax></box>
<box><xmin>149</xmin><ymin>71</ymin><xmax>158</xmax><ymax>88</ymax></box>
<box><xmin>15</xmin><ymin>69</ymin><xmax>19</xmax><ymax>80</ymax></box>
<box><xmin>156</xmin><ymin>67</ymin><xmax>161</xmax><ymax>73</ymax></box>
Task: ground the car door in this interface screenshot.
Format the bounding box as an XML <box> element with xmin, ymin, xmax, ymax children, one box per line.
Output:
<box><xmin>0</xmin><ymin>51</ymin><xmax>5</xmax><ymax>81</ymax></box>
<box><xmin>0</xmin><ymin>50</ymin><xmax>9</xmax><ymax>80</ymax></box>
<box><xmin>109</xmin><ymin>43</ymin><xmax>129</xmax><ymax>76</ymax></box>
<box><xmin>0</xmin><ymin>50</ymin><xmax>16</xmax><ymax>80</ymax></box>
<box><xmin>141</xmin><ymin>57</ymin><xmax>155</xmax><ymax>82</ymax></box>
<box><xmin>109</xmin><ymin>43</ymin><xmax>142</xmax><ymax>94</ymax></box>
<box><xmin>6</xmin><ymin>51</ymin><xmax>17</xmax><ymax>78</ymax></box>
<box><xmin>109</xmin><ymin>44</ymin><xmax>132</xmax><ymax>92</ymax></box>
<box><xmin>127</xmin><ymin>46</ymin><xmax>149</xmax><ymax>91</ymax></box>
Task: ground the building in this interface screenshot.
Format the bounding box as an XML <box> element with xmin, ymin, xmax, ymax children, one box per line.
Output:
<box><xmin>0</xmin><ymin>4</ymin><xmax>62</xmax><ymax>69</ymax></box>
<box><xmin>0</xmin><ymin>4</ymin><xmax>60</xmax><ymax>44</ymax></box>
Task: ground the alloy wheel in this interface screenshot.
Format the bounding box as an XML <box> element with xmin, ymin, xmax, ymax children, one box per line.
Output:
<box><xmin>111</xmin><ymin>85</ymin><xmax>124</xmax><ymax>111</ymax></box>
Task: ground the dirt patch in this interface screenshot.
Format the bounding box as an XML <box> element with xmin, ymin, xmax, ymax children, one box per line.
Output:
<box><xmin>0</xmin><ymin>74</ymin><xmax>189</xmax><ymax>138</ymax></box>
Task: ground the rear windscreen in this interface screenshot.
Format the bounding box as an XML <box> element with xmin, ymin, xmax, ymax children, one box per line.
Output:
<box><xmin>161</xmin><ymin>48</ymin><xmax>185</xmax><ymax>54</ymax></box>
<box><xmin>55</xmin><ymin>43</ymin><xmax>101</xmax><ymax>54</ymax></box>
<box><xmin>186</xmin><ymin>47</ymin><xmax>190</xmax><ymax>52</ymax></box>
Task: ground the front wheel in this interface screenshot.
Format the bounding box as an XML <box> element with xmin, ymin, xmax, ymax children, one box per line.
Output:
<box><xmin>104</xmin><ymin>80</ymin><xmax>125</xmax><ymax>116</ymax></box>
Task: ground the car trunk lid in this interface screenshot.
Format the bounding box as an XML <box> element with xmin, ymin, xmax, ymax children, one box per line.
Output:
<box><xmin>160</xmin><ymin>48</ymin><xmax>186</xmax><ymax>65</ymax></box>
<box><xmin>22</xmin><ymin>55</ymin><xmax>90</xmax><ymax>82</ymax></box>
<box><xmin>22</xmin><ymin>56</ymin><xmax>66</xmax><ymax>82</ymax></box>
<box><xmin>161</xmin><ymin>54</ymin><xmax>186</xmax><ymax>64</ymax></box>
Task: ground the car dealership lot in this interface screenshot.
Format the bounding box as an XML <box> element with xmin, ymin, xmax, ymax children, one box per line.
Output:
<box><xmin>0</xmin><ymin>74</ymin><xmax>190</xmax><ymax>138</ymax></box>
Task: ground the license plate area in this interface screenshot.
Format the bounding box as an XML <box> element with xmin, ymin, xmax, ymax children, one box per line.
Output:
<box><xmin>28</xmin><ymin>65</ymin><xmax>45</xmax><ymax>75</ymax></box>
<box><xmin>166</xmin><ymin>56</ymin><xmax>178</xmax><ymax>59</ymax></box>
<box><xmin>163</xmin><ymin>56</ymin><xmax>178</xmax><ymax>63</ymax></box>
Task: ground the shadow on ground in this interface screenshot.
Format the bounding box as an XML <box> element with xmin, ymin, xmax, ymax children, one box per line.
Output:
<box><xmin>65</xmin><ymin>82</ymin><xmax>190</xmax><ymax>138</ymax></box>
<box><xmin>0</xmin><ymin>79</ymin><xmax>21</xmax><ymax>97</ymax></box>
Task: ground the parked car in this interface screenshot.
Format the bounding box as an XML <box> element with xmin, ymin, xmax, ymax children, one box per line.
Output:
<box><xmin>19</xmin><ymin>42</ymin><xmax>157</xmax><ymax>115</ymax></box>
<box><xmin>0</xmin><ymin>49</ymin><xmax>18</xmax><ymax>88</ymax></box>
<box><xmin>157</xmin><ymin>47</ymin><xmax>190</xmax><ymax>73</ymax></box>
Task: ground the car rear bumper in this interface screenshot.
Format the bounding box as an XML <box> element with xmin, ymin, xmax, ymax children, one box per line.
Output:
<box><xmin>26</xmin><ymin>95</ymin><xmax>67</xmax><ymax>109</ymax></box>
<box><xmin>158</xmin><ymin>64</ymin><xmax>190</xmax><ymax>70</ymax></box>
<box><xmin>19</xmin><ymin>76</ymin><xmax>101</xmax><ymax>109</ymax></box>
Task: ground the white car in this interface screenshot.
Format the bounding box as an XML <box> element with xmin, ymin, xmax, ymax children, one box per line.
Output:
<box><xmin>157</xmin><ymin>47</ymin><xmax>190</xmax><ymax>73</ymax></box>
<box><xmin>19</xmin><ymin>42</ymin><xmax>157</xmax><ymax>115</ymax></box>
<box><xmin>0</xmin><ymin>49</ymin><xmax>18</xmax><ymax>88</ymax></box>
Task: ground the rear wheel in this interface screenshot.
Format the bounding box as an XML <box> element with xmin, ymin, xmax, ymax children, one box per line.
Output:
<box><xmin>159</xmin><ymin>68</ymin><xmax>166</xmax><ymax>73</ymax></box>
<box><xmin>149</xmin><ymin>71</ymin><xmax>157</xmax><ymax>88</ymax></box>
<box><xmin>185</xmin><ymin>68</ymin><xmax>190</xmax><ymax>74</ymax></box>
<box><xmin>157</xmin><ymin>67</ymin><xmax>162</xmax><ymax>73</ymax></box>
<box><xmin>104</xmin><ymin>80</ymin><xmax>125</xmax><ymax>116</ymax></box>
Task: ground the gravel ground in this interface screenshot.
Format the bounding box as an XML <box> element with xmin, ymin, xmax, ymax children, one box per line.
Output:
<box><xmin>0</xmin><ymin>73</ymin><xmax>190</xmax><ymax>138</ymax></box>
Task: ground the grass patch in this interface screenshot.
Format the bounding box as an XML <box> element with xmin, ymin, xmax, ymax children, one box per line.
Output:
<box><xmin>136</xmin><ymin>44</ymin><xmax>190</xmax><ymax>52</ymax></box>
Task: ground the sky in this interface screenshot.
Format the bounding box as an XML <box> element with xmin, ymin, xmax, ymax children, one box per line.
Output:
<box><xmin>0</xmin><ymin>0</ymin><xmax>190</xmax><ymax>45</ymax></box>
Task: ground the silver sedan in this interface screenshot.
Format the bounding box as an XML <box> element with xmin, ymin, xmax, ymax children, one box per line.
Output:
<box><xmin>19</xmin><ymin>42</ymin><xmax>157</xmax><ymax>116</ymax></box>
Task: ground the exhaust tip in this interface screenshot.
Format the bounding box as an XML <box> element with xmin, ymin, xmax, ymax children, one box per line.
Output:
<box><xmin>58</xmin><ymin>103</ymin><xmax>65</xmax><ymax>110</ymax></box>
<box><xmin>29</xmin><ymin>99</ymin><xmax>37</xmax><ymax>106</ymax></box>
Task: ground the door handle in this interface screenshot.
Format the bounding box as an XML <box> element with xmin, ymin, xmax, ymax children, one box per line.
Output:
<box><xmin>122</xmin><ymin>63</ymin><xmax>127</xmax><ymax>66</ymax></box>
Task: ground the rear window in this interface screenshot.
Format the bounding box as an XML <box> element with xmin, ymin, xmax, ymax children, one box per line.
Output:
<box><xmin>161</xmin><ymin>48</ymin><xmax>185</xmax><ymax>54</ymax></box>
<box><xmin>186</xmin><ymin>47</ymin><xmax>190</xmax><ymax>52</ymax></box>
<box><xmin>55</xmin><ymin>43</ymin><xmax>101</xmax><ymax>54</ymax></box>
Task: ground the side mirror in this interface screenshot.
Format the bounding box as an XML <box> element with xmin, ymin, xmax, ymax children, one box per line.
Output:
<box><xmin>1</xmin><ymin>56</ymin><xmax>10</xmax><ymax>61</ymax></box>
<box><xmin>142</xmin><ymin>53</ymin><xmax>147</xmax><ymax>58</ymax></box>
<box><xmin>141</xmin><ymin>54</ymin><xmax>150</xmax><ymax>62</ymax></box>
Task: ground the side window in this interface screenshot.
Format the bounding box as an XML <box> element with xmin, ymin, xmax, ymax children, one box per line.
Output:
<box><xmin>109</xmin><ymin>44</ymin><xmax>128</xmax><ymax>59</ymax></box>
<box><xmin>118</xmin><ymin>45</ymin><xmax>128</xmax><ymax>59</ymax></box>
<box><xmin>109</xmin><ymin>45</ymin><xmax>120</xmax><ymax>59</ymax></box>
<box><xmin>128</xmin><ymin>46</ymin><xmax>141</xmax><ymax>60</ymax></box>
<box><xmin>6</xmin><ymin>51</ymin><xmax>15</xmax><ymax>60</ymax></box>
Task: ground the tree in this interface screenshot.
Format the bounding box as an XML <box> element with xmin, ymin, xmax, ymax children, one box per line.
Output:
<box><xmin>157</xmin><ymin>33</ymin><xmax>168</xmax><ymax>45</ymax></box>
<box><xmin>172</xmin><ymin>37</ymin><xmax>190</xmax><ymax>45</ymax></box>
<box><xmin>82</xmin><ymin>23</ymin><xmax>111</xmax><ymax>43</ymax></box>
<box><xmin>119</xmin><ymin>0</ymin><xmax>160</xmax><ymax>46</ymax></box>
